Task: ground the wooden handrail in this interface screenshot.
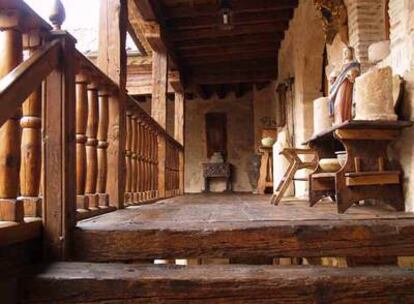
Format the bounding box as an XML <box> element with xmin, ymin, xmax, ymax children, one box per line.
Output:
<box><xmin>0</xmin><ymin>40</ymin><xmax>61</xmax><ymax>127</ymax></box>
<box><xmin>127</xmin><ymin>96</ymin><xmax>183</xmax><ymax>150</ymax></box>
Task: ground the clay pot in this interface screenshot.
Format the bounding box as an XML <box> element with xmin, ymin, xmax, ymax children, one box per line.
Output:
<box><xmin>335</xmin><ymin>151</ymin><xmax>347</xmax><ymax>167</ymax></box>
<box><xmin>261</xmin><ymin>137</ymin><xmax>275</xmax><ymax>147</ymax></box>
<box><xmin>319</xmin><ymin>158</ymin><xmax>341</xmax><ymax>172</ymax></box>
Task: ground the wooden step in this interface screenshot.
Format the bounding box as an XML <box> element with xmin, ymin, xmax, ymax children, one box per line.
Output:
<box><xmin>72</xmin><ymin>195</ymin><xmax>414</xmax><ymax>262</ymax></box>
<box><xmin>20</xmin><ymin>262</ymin><xmax>414</xmax><ymax>303</ymax></box>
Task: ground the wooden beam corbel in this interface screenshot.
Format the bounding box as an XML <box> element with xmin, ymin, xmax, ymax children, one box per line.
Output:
<box><xmin>168</xmin><ymin>70</ymin><xmax>184</xmax><ymax>94</ymax></box>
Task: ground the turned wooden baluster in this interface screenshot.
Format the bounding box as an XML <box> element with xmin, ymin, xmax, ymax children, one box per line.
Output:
<box><xmin>75</xmin><ymin>72</ymin><xmax>89</xmax><ymax>211</ymax></box>
<box><xmin>0</xmin><ymin>11</ymin><xmax>23</xmax><ymax>222</ymax></box>
<box><xmin>138</xmin><ymin>118</ymin><xmax>144</xmax><ymax>202</ymax></box>
<box><xmin>85</xmin><ymin>81</ymin><xmax>99</xmax><ymax>210</ymax></box>
<box><xmin>20</xmin><ymin>30</ymin><xmax>42</xmax><ymax>217</ymax></box>
<box><xmin>151</xmin><ymin>129</ymin><xmax>157</xmax><ymax>198</ymax></box>
<box><xmin>130</xmin><ymin>113</ymin><xmax>138</xmax><ymax>204</ymax></box>
<box><xmin>154</xmin><ymin>131</ymin><xmax>159</xmax><ymax>198</ymax></box>
<box><xmin>125</xmin><ymin>111</ymin><xmax>133</xmax><ymax>204</ymax></box>
<box><xmin>145</xmin><ymin>124</ymin><xmax>152</xmax><ymax>199</ymax></box>
<box><xmin>97</xmin><ymin>88</ymin><xmax>110</xmax><ymax>207</ymax></box>
<box><xmin>134</xmin><ymin>115</ymin><xmax>141</xmax><ymax>203</ymax></box>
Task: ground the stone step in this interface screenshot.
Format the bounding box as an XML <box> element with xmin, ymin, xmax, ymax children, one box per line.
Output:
<box><xmin>20</xmin><ymin>262</ymin><xmax>414</xmax><ymax>303</ymax></box>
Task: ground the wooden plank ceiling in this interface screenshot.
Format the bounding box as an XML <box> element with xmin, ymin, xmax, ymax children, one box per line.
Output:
<box><xmin>132</xmin><ymin>0</ymin><xmax>298</xmax><ymax>99</ymax></box>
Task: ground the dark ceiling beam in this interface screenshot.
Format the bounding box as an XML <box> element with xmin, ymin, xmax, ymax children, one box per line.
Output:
<box><xmin>179</xmin><ymin>44</ymin><xmax>279</xmax><ymax>58</ymax></box>
<box><xmin>170</xmin><ymin>22</ymin><xmax>289</xmax><ymax>41</ymax></box>
<box><xmin>191</xmin><ymin>68</ymin><xmax>278</xmax><ymax>85</ymax></box>
<box><xmin>184</xmin><ymin>50</ymin><xmax>278</xmax><ymax>65</ymax></box>
<box><xmin>189</xmin><ymin>57</ymin><xmax>277</xmax><ymax>71</ymax></box>
<box><xmin>175</xmin><ymin>33</ymin><xmax>284</xmax><ymax>51</ymax></box>
<box><xmin>164</xmin><ymin>0</ymin><xmax>299</xmax><ymax>18</ymax></box>
<box><xmin>132</xmin><ymin>0</ymin><xmax>184</xmax><ymax>73</ymax></box>
<box><xmin>167</xmin><ymin>10</ymin><xmax>294</xmax><ymax>30</ymax></box>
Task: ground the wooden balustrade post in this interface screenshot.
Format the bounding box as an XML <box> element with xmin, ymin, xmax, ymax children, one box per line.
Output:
<box><xmin>106</xmin><ymin>92</ymin><xmax>126</xmax><ymax>209</ymax></box>
<box><xmin>85</xmin><ymin>81</ymin><xmax>99</xmax><ymax>210</ymax></box>
<box><xmin>179</xmin><ymin>149</ymin><xmax>184</xmax><ymax>195</ymax></box>
<box><xmin>158</xmin><ymin>135</ymin><xmax>166</xmax><ymax>199</ymax></box>
<box><xmin>43</xmin><ymin>28</ymin><xmax>77</xmax><ymax>260</ymax></box>
<box><xmin>151</xmin><ymin>129</ymin><xmax>157</xmax><ymax>199</ymax></box>
<box><xmin>0</xmin><ymin>10</ymin><xmax>24</xmax><ymax>222</ymax></box>
<box><xmin>75</xmin><ymin>72</ymin><xmax>89</xmax><ymax>211</ymax></box>
<box><xmin>130</xmin><ymin>113</ymin><xmax>138</xmax><ymax>204</ymax></box>
<box><xmin>137</xmin><ymin>118</ymin><xmax>144</xmax><ymax>202</ymax></box>
<box><xmin>125</xmin><ymin>111</ymin><xmax>133</xmax><ymax>204</ymax></box>
<box><xmin>20</xmin><ymin>30</ymin><xmax>43</xmax><ymax>217</ymax></box>
<box><xmin>97</xmin><ymin>88</ymin><xmax>110</xmax><ymax>207</ymax></box>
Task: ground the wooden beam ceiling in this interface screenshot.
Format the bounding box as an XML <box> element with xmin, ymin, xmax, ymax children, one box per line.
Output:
<box><xmin>129</xmin><ymin>0</ymin><xmax>298</xmax><ymax>98</ymax></box>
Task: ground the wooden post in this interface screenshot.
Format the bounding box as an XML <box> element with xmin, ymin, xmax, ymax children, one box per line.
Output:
<box><xmin>151</xmin><ymin>51</ymin><xmax>168</xmax><ymax>198</ymax></box>
<box><xmin>174</xmin><ymin>92</ymin><xmax>184</xmax><ymax>146</ymax></box>
<box><xmin>75</xmin><ymin>72</ymin><xmax>89</xmax><ymax>211</ymax></box>
<box><xmin>85</xmin><ymin>81</ymin><xmax>99</xmax><ymax>210</ymax></box>
<box><xmin>19</xmin><ymin>31</ymin><xmax>43</xmax><ymax>218</ymax></box>
<box><xmin>179</xmin><ymin>149</ymin><xmax>184</xmax><ymax>195</ymax></box>
<box><xmin>43</xmin><ymin>30</ymin><xmax>77</xmax><ymax>260</ymax></box>
<box><xmin>0</xmin><ymin>10</ymin><xmax>24</xmax><ymax>222</ymax></box>
<box><xmin>98</xmin><ymin>0</ymin><xmax>127</xmax><ymax>209</ymax></box>
<box><xmin>97</xmin><ymin>89</ymin><xmax>110</xmax><ymax>207</ymax></box>
<box><xmin>106</xmin><ymin>92</ymin><xmax>125</xmax><ymax>209</ymax></box>
<box><xmin>137</xmin><ymin>118</ymin><xmax>144</xmax><ymax>202</ymax></box>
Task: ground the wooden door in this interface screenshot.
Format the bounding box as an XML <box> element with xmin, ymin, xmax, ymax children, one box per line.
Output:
<box><xmin>205</xmin><ymin>112</ymin><xmax>227</xmax><ymax>159</ymax></box>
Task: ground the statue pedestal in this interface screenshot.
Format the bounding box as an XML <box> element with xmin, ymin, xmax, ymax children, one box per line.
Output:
<box><xmin>354</xmin><ymin>67</ymin><xmax>397</xmax><ymax>121</ymax></box>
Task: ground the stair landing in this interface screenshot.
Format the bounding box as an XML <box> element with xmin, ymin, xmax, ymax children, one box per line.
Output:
<box><xmin>74</xmin><ymin>194</ymin><xmax>414</xmax><ymax>262</ymax></box>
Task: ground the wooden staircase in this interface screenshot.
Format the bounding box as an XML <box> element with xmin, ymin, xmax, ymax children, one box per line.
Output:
<box><xmin>20</xmin><ymin>262</ymin><xmax>414</xmax><ymax>303</ymax></box>
<box><xmin>2</xmin><ymin>2</ymin><xmax>414</xmax><ymax>303</ymax></box>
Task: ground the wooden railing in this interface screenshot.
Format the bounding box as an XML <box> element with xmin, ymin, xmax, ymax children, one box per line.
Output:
<box><xmin>0</xmin><ymin>0</ymin><xmax>184</xmax><ymax>259</ymax></box>
<box><xmin>125</xmin><ymin>97</ymin><xmax>184</xmax><ymax>205</ymax></box>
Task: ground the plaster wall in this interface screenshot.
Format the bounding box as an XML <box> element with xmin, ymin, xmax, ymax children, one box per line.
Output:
<box><xmin>253</xmin><ymin>82</ymin><xmax>278</xmax><ymax>151</ymax></box>
<box><xmin>184</xmin><ymin>92</ymin><xmax>254</xmax><ymax>193</ymax></box>
<box><xmin>275</xmin><ymin>0</ymin><xmax>325</xmax><ymax>197</ymax></box>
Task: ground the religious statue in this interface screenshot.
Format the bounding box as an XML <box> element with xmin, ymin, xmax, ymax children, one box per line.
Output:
<box><xmin>329</xmin><ymin>46</ymin><xmax>360</xmax><ymax>124</ymax></box>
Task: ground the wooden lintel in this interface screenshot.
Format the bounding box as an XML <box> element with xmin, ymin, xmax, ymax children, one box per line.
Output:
<box><xmin>168</xmin><ymin>70</ymin><xmax>184</xmax><ymax>93</ymax></box>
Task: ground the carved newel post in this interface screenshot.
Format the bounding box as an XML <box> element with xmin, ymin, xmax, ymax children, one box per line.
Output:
<box><xmin>49</xmin><ymin>0</ymin><xmax>66</xmax><ymax>30</ymax></box>
<box><xmin>0</xmin><ymin>9</ymin><xmax>23</xmax><ymax>222</ymax></box>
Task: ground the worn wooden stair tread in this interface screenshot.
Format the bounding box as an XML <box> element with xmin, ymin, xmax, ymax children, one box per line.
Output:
<box><xmin>20</xmin><ymin>262</ymin><xmax>414</xmax><ymax>303</ymax></box>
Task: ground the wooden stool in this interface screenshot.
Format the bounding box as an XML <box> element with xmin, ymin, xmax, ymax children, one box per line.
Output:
<box><xmin>257</xmin><ymin>147</ymin><xmax>274</xmax><ymax>194</ymax></box>
<box><xmin>271</xmin><ymin>148</ymin><xmax>318</xmax><ymax>205</ymax></box>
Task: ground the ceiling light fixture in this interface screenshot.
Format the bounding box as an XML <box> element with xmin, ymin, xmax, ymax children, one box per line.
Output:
<box><xmin>218</xmin><ymin>0</ymin><xmax>233</xmax><ymax>30</ymax></box>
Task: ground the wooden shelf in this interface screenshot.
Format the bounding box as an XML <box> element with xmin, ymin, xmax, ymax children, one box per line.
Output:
<box><xmin>345</xmin><ymin>171</ymin><xmax>400</xmax><ymax>187</ymax></box>
<box><xmin>312</xmin><ymin>172</ymin><xmax>336</xmax><ymax>179</ymax></box>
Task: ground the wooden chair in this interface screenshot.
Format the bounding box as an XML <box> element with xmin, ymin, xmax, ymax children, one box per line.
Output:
<box><xmin>271</xmin><ymin>148</ymin><xmax>318</xmax><ymax>205</ymax></box>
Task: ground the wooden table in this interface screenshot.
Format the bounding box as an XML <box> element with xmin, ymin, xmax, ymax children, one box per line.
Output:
<box><xmin>304</xmin><ymin>120</ymin><xmax>412</xmax><ymax>213</ymax></box>
<box><xmin>202</xmin><ymin>163</ymin><xmax>232</xmax><ymax>193</ymax></box>
<box><xmin>257</xmin><ymin>146</ymin><xmax>273</xmax><ymax>194</ymax></box>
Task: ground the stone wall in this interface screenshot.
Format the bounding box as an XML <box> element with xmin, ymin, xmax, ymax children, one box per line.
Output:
<box><xmin>184</xmin><ymin>93</ymin><xmax>255</xmax><ymax>193</ymax></box>
<box><xmin>253</xmin><ymin>82</ymin><xmax>278</xmax><ymax>150</ymax></box>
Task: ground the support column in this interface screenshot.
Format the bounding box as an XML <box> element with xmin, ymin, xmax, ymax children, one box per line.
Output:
<box><xmin>0</xmin><ymin>10</ymin><xmax>23</xmax><ymax>222</ymax></box>
<box><xmin>98</xmin><ymin>0</ymin><xmax>127</xmax><ymax>209</ymax></box>
<box><xmin>174</xmin><ymin>92</ymin><xmax>184</xmax><ymax>146</ymax></box>
<box><xmin>151</xmin><ymin>51</ymin><xmax>168</xmax><ymax>198</ymax></box>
